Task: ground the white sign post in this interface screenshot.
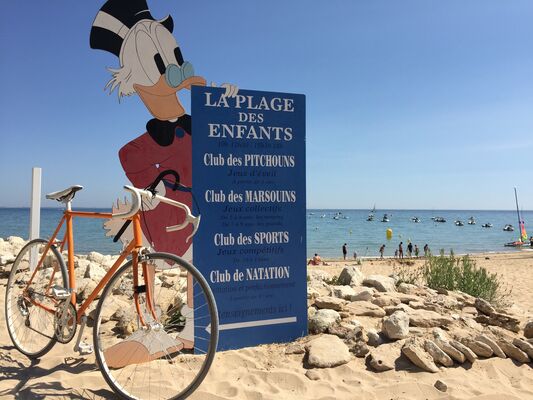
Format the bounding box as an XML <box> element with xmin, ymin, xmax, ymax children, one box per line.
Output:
<box><xmin>29</xmin><ymin>167</ymin><xmax>41</xmax><ymax>271</ymax></box>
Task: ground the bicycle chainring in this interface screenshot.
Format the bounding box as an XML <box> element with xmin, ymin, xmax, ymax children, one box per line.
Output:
<box><xmin>54</xmin><ymin>300</ymin><xmax>77</xmax><ymax>344</ymax></box>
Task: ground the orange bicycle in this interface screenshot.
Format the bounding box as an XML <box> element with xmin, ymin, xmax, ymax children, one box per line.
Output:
<box><xmin>4</xmin><ymin>180</ymin><xmax>218</xmax><ymax>400</ymax></box>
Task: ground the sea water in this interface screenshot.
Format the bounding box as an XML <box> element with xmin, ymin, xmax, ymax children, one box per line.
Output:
<box><xmin>0</xmin><ymin>208</ymin><xmax>531</xmax><ymax>257</ymax></box>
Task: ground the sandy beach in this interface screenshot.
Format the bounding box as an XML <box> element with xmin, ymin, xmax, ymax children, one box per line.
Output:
<box><xmin>1</xmin><ymin>238</ymin><xmax>532</xmax><ymax>400</ymax></box>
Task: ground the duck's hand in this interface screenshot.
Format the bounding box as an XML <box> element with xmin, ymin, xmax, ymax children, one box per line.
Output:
<box><xmin>211</xmin><ymin>82</ymin><xmax>239</xmax><ymax>98</ymax></box>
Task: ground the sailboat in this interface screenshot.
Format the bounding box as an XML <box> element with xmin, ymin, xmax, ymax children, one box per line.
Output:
<box><xmin>504</xmin><ymin>187</ymin><xmax>528</xmax><ymax>247</ymax></box>
<box><xmin>367</xmin><ymin>205</ymin><xmax>376</xmax><ymax>221</ymax></box>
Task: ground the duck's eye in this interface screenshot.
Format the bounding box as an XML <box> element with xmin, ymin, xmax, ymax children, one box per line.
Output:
<box><xmin>174</xmin><ymin>47</ymin><xmax>184</xmax><ymax>66</ymax></box>
<box><xmin>154</xmin><ymin>53</ymin><xmax>166</xmax><ymax>75</ymax></box>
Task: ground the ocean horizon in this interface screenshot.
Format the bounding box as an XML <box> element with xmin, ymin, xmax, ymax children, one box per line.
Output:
<box><xmin>1</xmin><ymin>207</ymin><xmax>531</xmax><ymax>257</ymax></box>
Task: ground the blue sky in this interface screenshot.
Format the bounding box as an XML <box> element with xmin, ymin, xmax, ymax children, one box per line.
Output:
<box><xmin>1</xmin><ymin>1</ymin><xmax>532</xmax><ymax>209</ymax></box>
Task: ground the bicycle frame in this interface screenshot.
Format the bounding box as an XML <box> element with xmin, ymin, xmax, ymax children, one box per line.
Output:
<box><xmin>25</xmin><ymin>208</ymin><xmax>154</xmax><ymax>324</ymax></box>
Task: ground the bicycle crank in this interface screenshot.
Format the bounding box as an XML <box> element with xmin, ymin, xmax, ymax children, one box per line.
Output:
<box><xmin>54</xmin><ymin>300</ymin><xmax>77</xmax><ymax>344</ymax></box>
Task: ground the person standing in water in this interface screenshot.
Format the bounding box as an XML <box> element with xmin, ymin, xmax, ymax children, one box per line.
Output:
<box><xmin>342</xmin><ymin>243</ymin><xmax>347</xmax><ymax>260</ymax></box>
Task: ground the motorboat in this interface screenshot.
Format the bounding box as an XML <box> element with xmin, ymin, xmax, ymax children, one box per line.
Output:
<box><xmin>381</xmin><ymin>213</ymin><xmax>389</xmax><ymax>223</ymax></box>
<box><xmin>503</xmin><ymin>224</ymin><xmax>514</xmax><ymax>232</ymax></box>
<box><xmin>455</xmin><ymin>220</ymin><xmax>464</xmax><ymax>226</ymax></box>
<box><xmin>468</xmin><ymin>217</ymin><xmax>476</xmax><ymax>225</ymax></box>
<box><xmin>481</xmin><ymin>223</ymin><xmax>493</xmax><ymax>228</ymax></box>
<box><xmin>434</xmin><ymin>217</ymin><xmax>446</xmax><ymax>223</ymax></box>
<box><xmin>411</xmin><ymin>217</ymin><xmax>420</xmax><ymax>223</ymax></box>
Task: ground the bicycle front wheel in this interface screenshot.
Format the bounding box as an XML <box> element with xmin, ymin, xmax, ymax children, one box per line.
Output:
<box><xmin>5</xmin><ymin>238</ymin><xmax>69</xmax><ymax>358</ymax></box>
<box><xmin>93</xmin><ymin>252</ymin><xmax>218</xmax><ymax>400</ymax></box>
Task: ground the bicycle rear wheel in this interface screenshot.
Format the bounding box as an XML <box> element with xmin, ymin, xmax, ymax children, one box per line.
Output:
<box><xmin>93</xmin><ymin>252</ymin><xmax>218</xmax><ymax>400</ymax></box>
<box><xmin>5</xmin><ymin>238</ymin><xmax>69</xmax><ymax>358</ymax></box>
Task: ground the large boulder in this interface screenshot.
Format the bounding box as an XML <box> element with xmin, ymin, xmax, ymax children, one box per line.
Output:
<box><xmin>346</xmin><ymin>301</ymin><xmax>386</xmax><ymax>318</ymax></box>
<box><xmin>308</xmin><ymin>309</ymin><xmax>341</xmax><ymax>334</ymax></box>
<box><xmin>306</xmin><ymin>334</ymin><xmax>352</xmax><ymax>368</ymax></box>
<box><xmin>363</xmin><ymin>275</ymin><xmax>396</xmax><ymax>292</ymax></box>
<box><xmin>337</xmin><ymin>266</ymin><xmax>364</xmax><ymax>286</ymax></box>
<box><xmin>382</xmin><ymin>311</ymin><xmax>409</xmax><ymax>340</ymax></box>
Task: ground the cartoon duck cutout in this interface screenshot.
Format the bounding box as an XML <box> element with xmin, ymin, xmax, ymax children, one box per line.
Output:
<box><xmin>90</xmin><ymin>0</ymin><xmax>237</xmax><ymax>260</ymax></box>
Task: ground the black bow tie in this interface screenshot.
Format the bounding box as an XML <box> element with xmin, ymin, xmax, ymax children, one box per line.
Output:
<box><xmin>146</xmin><ymin>114</ymin><xmax>192</xmax><ymax>146</ymax></box>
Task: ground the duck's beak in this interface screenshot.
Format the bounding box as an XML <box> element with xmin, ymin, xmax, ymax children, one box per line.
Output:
<box><xmin>134</xmin><ymin>75</ymin><xmax>206</xmax><ymax>121</ymax></box>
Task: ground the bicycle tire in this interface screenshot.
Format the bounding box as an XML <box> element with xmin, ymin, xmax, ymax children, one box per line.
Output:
<box><xmin>93</xmin><ymin>252</ymin><xmax>218</xmax><ymax>400</ymax></box>
<box><xmin>5</xmin><ymin>238</ymin><xmax>69</xmax><ymax>358</ymax></box>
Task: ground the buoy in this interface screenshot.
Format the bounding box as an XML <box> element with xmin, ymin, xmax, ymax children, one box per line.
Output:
<box><xmin>386</xmin><ymin>228</ymin><xmax>393</xmax><ymax>240</ymax></box>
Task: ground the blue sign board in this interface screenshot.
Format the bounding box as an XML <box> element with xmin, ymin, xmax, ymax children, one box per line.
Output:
<box><xmin>192</xmin><ymin>86</ymin><xmax>306</xmax><ymax>350</ymax></box>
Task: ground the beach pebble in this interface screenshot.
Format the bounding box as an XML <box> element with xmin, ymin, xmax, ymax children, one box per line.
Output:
<box><xmin>402</xmin><ymin>338</ymin><xmax>439</xmax><ymax>373</ymax></box>
<box><xmin>474</xmin><ymin>298</ymin><xmax>495</xmax><ymax>316</ymax></box>
<box><xmin>382</xmin><ymin>311</ymin><xmax>410</xmax><ymax>340</ymax></box>
<box><xmin>434</xmin><ymin>380</ymin><xmax>448</xmax><ymax>392</ymax></box>
<box><xmin>337</xmin><ymin>266</ymin><xmax>364</xmax><ymax>286</ymax></box>
<box><xmin>524</xmin><ymin>321</ymin><xmax>533</xmax><ymax>339</ymax></box>
<box><xmin>306</xmin><ymin>334</ymin><xmax>351</xmax><ymax>368</ymax></box>
<box><xmin>425</xmin><ymin>340</ymin><xmax>454</xmax><ymax>367</ymax></box>
<box><xmin>285</xmin><ymin>343</ymin><xmax>305</xmax><ymax>355</ymax></box>
<box><xmin>305</xmin><ymin>370</ymin><xmax>321</xmax><ymax>381</ymax></box>
<box><xmin>308</xmin><ymin>309</ymin><xmax>341</xmax><ymax>334</ymax></box>
<box><xmin>314</xmin><ymin>296</ymin><xmax>347</xmax><ymax>311</ymax></box>
<box><xmin>345</xmin><ymin>301</ymin><xmax>386</xmax><ymax>318</ymax></box>
<box><xmin>363</xmin><ymin>275</ymin><xmax>396</xmax><ymax>292</ymax></box>
<box><xmin>407</xmin><ymin>309</ymin><xmax>454</xmax><ymax>328</ymax></box>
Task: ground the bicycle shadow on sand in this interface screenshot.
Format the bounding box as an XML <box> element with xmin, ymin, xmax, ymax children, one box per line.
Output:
<box><xmin>0</xmin><ymin>345</ymin><xmax>115</xmax><ymax>399</ymax></box>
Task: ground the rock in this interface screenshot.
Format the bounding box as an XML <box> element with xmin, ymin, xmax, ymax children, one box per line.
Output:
<box><xmin>7</xmin><ymin>236</ymin><xmax>25</xmax><ymax>247</ymax></box>
<box><xmin>497</xmin><ymin>340</ymin><xmax>531</xmax><ymax>363</ymax></box>
<box><xmin>350</xmin><ymin>287</ymin><xmax>374</xmax><ymax>302</ymax></box>
<box><xmin>328</xmin><ymin>324</ymin><xmax>353</xmax><ymax>339</ymax></box>
<box><xmin>84</xmin><ymin>263</ymin><xmax>107</xmax><ymax>281</ymax></box>
<box><xmin>402</xmin><ymin>338</ymin><xmax>439</xmax><ymax>373</ymax></box>
<box><xmin>367</xmin><ymin>342</ymin><xmax>402</xmax><ymax>371</ymax></box>
<box><xmin>524</xmin><ymin>321</ymin><xmax>533</xmax><ymax>339</ymax></box>
<box><xmin>366</xmin><ymin>329</ymin><xmax>383</xmax><ymax>347</ymax></box>
<box><xmin>460</xmin><ymin>338</ymin><xmax>493</xmax><ymax>358</ymax></box>
<box><xmin>305</xmin><ymin>370</ymin><xmax>321</xmax><ymax>381</ymax></box>
<box><xmin>462</xmin><ymin>306</ymin><xmax>478</xmax><ymax>315</ymax></box>
<box><xmin>449</xmin><ymin>340</ymin><xmax>477</xmax><ymax>363</ymax></box>
<box><xmin>308</xmin><ymin>309</ymin><xmax>341</xmax><ymax>334</ymax></box>
<box><xmin>112</xmin><ymin>307</ymin><xmax>136</xmax><ymax>335</ymax></box>
<box><xmin>425</xmin><ymin>340</ymin><xmax>454</xmax><ymax>367</ymax></box>
<box><xmin>432</xmin><ymin>330</ymin><xmax>466</xmax><ymax>363</ymax></box>
<box><xmin>76</xmin><ymin>278</ymin><xmax>98</xmax><ymax>302</ymax></box>
<box><xmin>0</xmin><ymin>254</ymin><xmax>15</xmax><ymax>266</ymax></box>
<box><xmin>476</xmin><ymin>334</ymin><xmax>506</xmax><ymax>358</ymax></box>
<box><xmin>382</xmin><ymin>311</ymin><xmax>410</xmax><ymax>340</ymax></box>
<box><xmin>512</xmin><ymin>338</ymin><xmax>533</xmax><ymax>359</ymax></box>
<box><xmin>308</xmin><ymin>270</ymin><xmax>332</xmax><ymax>282</ymax></box>
<box><xmin>351</xmin><ymin>341</ymin><xmax>370</xmax><ymax>357</ymax></box>
<box><xmin>434</xmin><ymin>380</ymin><xmax>448</xmax><ymax>392</ymax></box>
<box><xmin>408</xmin><ymin>309</ymin><xmax>454</xmax><ymax>328</ymax></box>
<box><xmin>285</xmin><ymin>343</ymin><xmax>305</xmax><ymax>355</ymax></box>
<box><xmin>308</xmin><ymin>307</ymin><xmax>316</xmax><ymax>317</ymax></box>
<box><xmin>397</xmin><ymin>282</ymin><xmax>419</xmax><ymax>295</ymax></box>
<box><xmin>314</xmin><ymin>296</ymin><xmax>347</xmax><ymax>311</ymax></box>
<box><xmin>306</xmin><ymin>334</ymin><xmax>352</xmax><ymax>368</ymax></box>
<box><xmin>475</xmin><ymin>312</ymin><xmax>520</xmax><ymax>333</ymax></box>
<box><xmin>372</xmin><ymin>295</ymin><xmax>401</xmax><ymax>308</ymax></box>
<box><xmin>384</xmin><ymin>303</ymin><xmax>412</xmax><ymax>315</ymax></box>
<box><xmin>338</xmin><ymin>266</ymin><xmax>364</xmax><ymax>286</ymax></box>
<box><xmin>87</xmin><ymin>251</ymin><xmax>105</xmax><ymax>264</ymax></box>
<box><xmin>363</xmin><ymin>275</ymin><xmax>396</xmax><ymax>292</ymax></box>
<box><xmin>474</xmin><ymin>298</ymin><xmax>495</xmax><ymax>315</ymax></box>
<box><xmin>338</xmin><ymin>311</ymin><xmax>351</xmax><ymax>319</ymax></box>
<box><xmin>346</xmin><ymin>301</ymin><xmax>386</xmax><ymax>318</ymax></box>
<box><xmin>330</xmin><ymin>285</ymin><xmax>357</xmax><ymax>300</ymax></box>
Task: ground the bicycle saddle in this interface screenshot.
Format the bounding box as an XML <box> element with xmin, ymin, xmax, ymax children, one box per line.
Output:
<box><xmin>46</xmin><ymin>185</ymin><xmax>83</xmax><ymax>203</ymax></box>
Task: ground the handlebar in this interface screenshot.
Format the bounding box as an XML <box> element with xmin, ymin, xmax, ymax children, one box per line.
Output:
<box><xmin>112</xmin><ymin>185</ymin><xmax>200</xmax><ymax>243</ymax></box>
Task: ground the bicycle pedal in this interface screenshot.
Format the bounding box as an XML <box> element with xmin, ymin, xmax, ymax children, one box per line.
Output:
<box><xmin>75</xmin><ymin>341</ymin><xmax>93</xmax><ymax>355</ymax></box>
<box><xmin>51</xmin><ymin>286</ymin><xmax>71</xmax><ymax>300</ymax></box>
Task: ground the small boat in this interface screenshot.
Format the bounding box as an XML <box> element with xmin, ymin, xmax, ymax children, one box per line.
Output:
<box><xmin>505</xmin><ymin>188</ymin><xmax>528</xmax><ymax>247</ymax></box>
<box><xmin>321</xmin><ymin>214</ymin><xmax>326</xmax><ymax>218</ymax></box>
<box><xmin>411</xmin><ymin>217</ymin><xmax>420</xmax><ymax>223</ymax></box>
<box><xmin>455</xmin><ymin>220</ymin><xmax>464</xmax><ymax>226</ymax></box>
<box><xmin>468</xmin><ymin>217</ymin><xmax>476</xmax><ymax>225</ymax></box>
<box><xmin>503</xmin><ymin>224</ymin><xmax>514</xmax><ymax>232</ymax></box>
<box><xmin>381</xmin><ymin>213</ymin><xmax>389</xmax><ymax>223</ymax></box>
<box><xmin>481</xmin><ymin>223</ymin><xmax>493</xmax><ymax>228</ymax></box>
<box><xmin>434</xmin><ymin>217</ymin><xmax>446</xmax><ymax>223</ymax></box>
<box><xmin>367</xmin><ymin>214</ymin><xmax>374</xmax><ymax>221</ymax></box>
